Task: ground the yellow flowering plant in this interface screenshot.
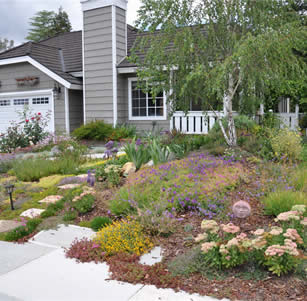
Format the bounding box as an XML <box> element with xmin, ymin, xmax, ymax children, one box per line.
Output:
<box><xmin>94</xmin><ymin>218</ymin><xmax>154</xmax><ymax>256</ymax></box>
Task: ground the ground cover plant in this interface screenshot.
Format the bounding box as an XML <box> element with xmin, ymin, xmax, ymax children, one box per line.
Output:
<box><xmin>110</xmin><ymin>154</ymin><xmax>245</xmax><ymax>219</ymax></box>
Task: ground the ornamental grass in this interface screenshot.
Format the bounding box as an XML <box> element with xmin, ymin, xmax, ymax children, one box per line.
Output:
<box><xmin>93</xmin><ymin>219</ymin><xmax>153</xmax><ymax>256</ymax></box>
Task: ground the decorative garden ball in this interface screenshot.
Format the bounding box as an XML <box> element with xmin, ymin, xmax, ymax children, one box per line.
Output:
<box><xmin>232</xmin><ymin>201</ymin><xmax>251</xmax><ymax>219</ymax></box>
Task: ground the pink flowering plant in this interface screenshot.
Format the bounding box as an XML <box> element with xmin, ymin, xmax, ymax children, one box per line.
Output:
<box><xmin>195</xmin><ymin>217</ymin><xmax>305</xmax><ymax>276</ymax></box>
<box><xmin>274</xmin><ymin>205</ymin><xmax>307</xmax><ymax>248</ymax></box>
<box><xmin>196</xmin><ymin>221</ymin><xmax>250</xmax><ymax>269</ymax></box>
<box><xmin>251</xmin><ymin>226</ymin><xmax>304</xmax><ymax>276</ymax></box>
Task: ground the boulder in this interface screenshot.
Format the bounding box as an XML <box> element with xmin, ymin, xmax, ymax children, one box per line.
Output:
<box><xmin>121</xmin><ymin>162</ymin><xmax>136</xmax><ymax>177</ymax></box>
<box><xmin>58</xmin><ymin>184</ymin><xmax>81</xmax><ymax>190</ymax></box>
<box><xmin>104</xmin><ymin>165</ymin><xmax>121</xmax><ymax>174</ymax></box>
<box><xmin>20</xmin><ymin>208</ymin><xmax>45</xmax><ymax>219</ymax></box>
<box><xmin>145</xmin><ymin>160</ymin><xmax>154</xmax><ymax>167</ymax></box>
<box><xmin>50</xmin><ymin>146</ymin><xmax>60</xmax><ymax>155</ymax></box>
<box><xmin>38</xmin><ymin>195</ymin><xmax>63</xmax><ymax>204</ymax></box>
<box><xmin>0</xmin><ymin>220</ymin><xmax>23</xmax><ymax>233</ymax></box>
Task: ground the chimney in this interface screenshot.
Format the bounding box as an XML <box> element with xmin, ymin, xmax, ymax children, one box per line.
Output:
<box><xmin>81</xmin><ymin>0</ymin><xmax>128</xmax><ymax>126</ymax></box>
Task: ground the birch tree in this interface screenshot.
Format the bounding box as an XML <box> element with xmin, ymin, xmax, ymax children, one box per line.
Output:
<box><xmin>131</xmin><ymin>0</ymin><xmax>306</xmax><ymax>147</ymax></box>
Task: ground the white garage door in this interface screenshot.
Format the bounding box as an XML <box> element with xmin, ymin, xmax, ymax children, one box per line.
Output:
<box><xmin>0</xmin><ymin>90</ymin><xmax>54</xmax><ymax>134</ymax></box>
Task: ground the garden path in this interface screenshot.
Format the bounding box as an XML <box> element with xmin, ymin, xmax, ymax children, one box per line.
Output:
<box><xmin>0</xmin><ymin>225</ymin><xmax>228</xmax><ymax>301</ymax></box>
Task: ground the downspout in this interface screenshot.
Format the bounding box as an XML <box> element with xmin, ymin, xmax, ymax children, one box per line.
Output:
<box><xmin>112</xmin><ymin>5</ymin><xmax>118</xmax><ymax>127</ymax></box>
<box><xmin>65</xmin><ymin>87</ymin><xmax>70</xmax><ymax>134</ymax></box>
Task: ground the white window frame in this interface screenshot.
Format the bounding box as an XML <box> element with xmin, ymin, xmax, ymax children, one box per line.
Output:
<box><xmin>128</xmin><ymin>77</ymin><xmax>167</xmax><ymax>121</ymax></box>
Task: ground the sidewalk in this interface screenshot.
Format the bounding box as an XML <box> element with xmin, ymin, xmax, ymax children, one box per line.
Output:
<box><xmin>0</xmin><ymin>225</ymin><xmax>229</xmax><ymax>301</ymax></box>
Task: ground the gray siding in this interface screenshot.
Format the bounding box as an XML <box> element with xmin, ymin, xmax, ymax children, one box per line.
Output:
<box><xmin>69</xmin><ymin>90</ymin><xmax>83</xmax><ymax>131</ymax></box>
<box><xmin>116</xmin><ymin>7</ymin><xmax>128</xmax><ymax>124</ymax></box>
<box><xmin>0</xmin><ymin>62</ymin><xmax>65</xmax><ymax>132</ymax></box>
<box><xmin>83</xmin><ymin>6</ymin><xmax>114</xmax><ymax>124</ymax></box>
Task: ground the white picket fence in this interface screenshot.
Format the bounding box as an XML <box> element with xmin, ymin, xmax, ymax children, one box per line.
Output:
<box><xmin>170</xmin><ymin>111</ymin><xmax>299</xmax><ymax>134</ymax></box>
<box><xmin>277</xmin><ymin>113</ymin><xmax>299</xmax><ymax>130</ymax></box>
<box><xmin>170</xmin><ymin>111</ymin><xmax>225</xmax><ymax>134</ymax></box>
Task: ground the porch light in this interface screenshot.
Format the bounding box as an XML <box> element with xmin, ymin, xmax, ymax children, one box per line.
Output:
<box><xmin>4</xmin><ymin>184</ymin><xmax>15</xmax><ymax>211</ymax></box>
<box><xmin>53</xmin><ymin>83</ymin><xmax>62</xmax><ymax>97</ymax></box>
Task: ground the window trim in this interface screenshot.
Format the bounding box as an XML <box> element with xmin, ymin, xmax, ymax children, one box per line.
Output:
<box><xmin>128</xmin><ymin>77</ymin><xmax>167</xmax><ymax>121</ymax></box>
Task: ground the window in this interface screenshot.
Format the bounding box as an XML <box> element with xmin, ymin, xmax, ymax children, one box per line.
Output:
<box><xmin>32</xmin><ymin>97</ymin><xmax>49</xmax><ymax>105</ymax></box>
<box><xmin>14</xmin><ymin>98</ymin><xmax>29</xmax><ymax>106</ymax></box>
<box><xmin>129</xmin><ymin>79</ymin><xmax>166</xmax><ymax>120</ymax></box>
<box><xmin>0</xmin><ymin>100</ymin><xmax>10</xmax><ymax>106</ymax></box>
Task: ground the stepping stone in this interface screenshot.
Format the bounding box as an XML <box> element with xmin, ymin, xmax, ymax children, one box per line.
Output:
<box><xmin>58</xmin><ymin>184</ymin><xmax>81</xmax><ymax>190</ymax></box>
<box><xmin>20</xmin><ymin>209</ymin><xmax>45</xmax><ymax>219</ymax></box>
<box><xmin>139</xmin><ymin>246</ymin><xmax>163</xmax><ymax>266</ymax></box>
<box><xmin>30</xmin><ymin>224</ymin><xmax>95</xmax><ymax>248</ymax></box>
<box><xmin>38</xmin><ymin>195</ymin><xmax>63</xmax><ymax>204</ymax></box>
<box><xmin>0</xmin><ymin>220</ymin><xmax>23</xmax><ymax>233</ymax></box>
<box><xmin>76</xmin><ymin>174</ymin><xmax>88</xmax><ymax>180</ymax></box>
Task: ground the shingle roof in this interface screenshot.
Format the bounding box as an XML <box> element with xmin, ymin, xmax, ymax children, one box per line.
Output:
<box><xmin>0</xmin><ymin>31</ymin><xmax>82</xmax><ymax>85</ymax></box>
<box><xmin>0</xmin><ymin>25</ymin><xmax>158</xmax><ymax>78</ymax></box>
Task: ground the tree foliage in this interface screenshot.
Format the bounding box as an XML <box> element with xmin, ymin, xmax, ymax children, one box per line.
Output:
<box><xmin>131</xmin><ymin>0</ymin><xmax>307</xmax><ymax>146</ymax></box>
<box><xmin>26</xmin><ymin>7</ymin><xmax>72</xmax><ymax>42</ymax></box>
<box><xmin>0</xmin><ymin>38</ymin><xmax>14</xmax><ymax>52</ymax></box>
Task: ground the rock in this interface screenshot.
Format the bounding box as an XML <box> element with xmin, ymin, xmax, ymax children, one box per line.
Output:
<box><xmin>145</xmin><ymin>160</ymin><xmax>154</xmax><ymax>167</ymax></box>
<box><xmin>0</xmin><ymin>220</ymin><xmax>23</xmax><ymax>233</ymax></box>
<box><xmin>139</xmin><ymin>247</ymin><xmax>163</xmax><ymax>266</ymax></box>
<box><xmin>20</xmin><ymin>209</ymin><xmax>45</xmax><ymax>219</ymax></box>
<box><xmin>38</xmin><ymin>195</ymin><xmax>63</xmax><ymax>204</ymax></box>
<box><xmin>72</xmin><ymin>191</ymin><xmax>94</xmax><ymax>203</ymax></box>
<box><xmin>50</xmin><ymin>146</ymin><xmax>60</xmax><ymax>155</ymax></box>
<box><xmin>76</xmin><ymin>174</ymin><xmax>88</xmax><ymax>180</ymax></box>
<box><xmin>232</xmin><ymin>201</ymin><xmax>251</xmax><ymax>219</ymax></box>
<box><xmin>121</xmin><ymin>162</ymin><xmax>136</xmax><ymax>177</ymax></box>
<box><xmin>104</xmin><ymin>165</ymin><xmax>121</xmax><ymax>174</ymax></box>
<box><xmin>85</xmin><ymin>153</ymin><xmax>106</xmax><ymax>159</ymax></box>
<box><xmin>58</xmin><ymin>184</ymin><xmax>81</xmax><ymax>190</ymax></box>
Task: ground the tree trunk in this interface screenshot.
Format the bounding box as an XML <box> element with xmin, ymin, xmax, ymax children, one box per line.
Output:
<box><xmin>219</xmin><ymin>74</ymin><xmax>237</xmax><ymax>147</ymax></box>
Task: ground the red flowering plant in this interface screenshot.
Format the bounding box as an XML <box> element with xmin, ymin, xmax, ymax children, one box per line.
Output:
<box><xmin>22</xmin><ymin>111</ymin><xmax>50</xmax><ymax>145</ymax></box>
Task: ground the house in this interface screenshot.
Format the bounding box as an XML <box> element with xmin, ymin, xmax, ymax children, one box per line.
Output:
<box><xmin>0</xmin><ymin>0</ymin><xmax>299</xmax><ymax>135</ymax></box>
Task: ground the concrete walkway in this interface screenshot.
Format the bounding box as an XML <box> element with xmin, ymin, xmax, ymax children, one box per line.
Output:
<box><xmin>0</xmin><ymin>225</ymin><xmax>228</xmax><ymax>301</ymax></box>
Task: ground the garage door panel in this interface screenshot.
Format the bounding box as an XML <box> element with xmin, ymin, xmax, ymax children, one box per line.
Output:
<box><xmin>0</xmin><ymin>92</ymin><xmax>53</xmax><ymax>134</ymax></box>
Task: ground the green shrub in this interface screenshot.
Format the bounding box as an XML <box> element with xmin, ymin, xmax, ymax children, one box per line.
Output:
<box><xmin>148</xmin><ymin>138</ymin><xmax>171</xmax><ymax>165</ymax></box>
<box><xmin>63</xmin><ymin>210</ymin><xmax>78</xmax><ymax>221</ymax></box>
<box><xmin>270</xmin><ymin>129</ymin><xmax>302</xmax><ymax>162</ymax></box>
<box><xmin>12</xmin><ymin>158</ymin><xmax>61</xmax><ymax>181</ymax></box>
<box><xmin>72</xmin><ymin>121</ymin><xmax>113</xmax><ymax>141</ymax></box>
<box><xmin>210</xmin><ymin>115</ymin><xmax>257</xmax><ymax>134</ymax></box>
<box><xmin>124</xmin><ymin>139</ymin><xmax>150</xmax><ymax>170</ymax></box>
<box><xmin>73</xmin><ymin>194</ymin><xmax>95</xmax><ymax>214</ymax></box>
<box><xmin>12</xmin><ymin>145</ymin><xmax>85</xmax><ymax>181</ymax></box>
<box><xmin>90</xmin><ymin>216</ymin><xmax>112</xmax><ymax>231</ymax></box>
<box><xmin>106</xmin><ymin>168</ymin><xmax>121</xmax><ymax>187</ymax></box>
<box><xmin>108</xmin><ymin>124</ymin><xmax>137</xmax><ymax>141</ymax></box>
<box><xmin>4</xmin><ymin>218</ymin><xmax>42</xmax><ymax>241</ymax></box>
<box><xmin>41</xmin><ymin>199</ymin><xmax>65</xmax><ymax>218</ymax></box>
<box><xmin>109</xmin><ymin>188</ymin><xmax>136</xmax><ymax>216</ymax></box>
<box><xmin>291</xmin><ymin>168</ymin><xmax>307</xmax><ymax>192</ymax></box>
<box><xmin>79</xmin><ymin>221</ymin><xmax>91</xmax><ymax>228</ymax></box>
<box><xmin>0</xmin><ymin>158</ymin><xmax>14</xmax><ymax>174</ymax></box>
<box><xmin>263</xmin><ymin>190</ymin><xmax>307</xmax><ymax>216</ymax></box>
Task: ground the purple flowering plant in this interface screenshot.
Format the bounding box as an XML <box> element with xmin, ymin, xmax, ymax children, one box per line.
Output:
<box><xmin>110</xmin><ymin>154</ymin><xmax>245</xmax><ymax>218</ymax></box>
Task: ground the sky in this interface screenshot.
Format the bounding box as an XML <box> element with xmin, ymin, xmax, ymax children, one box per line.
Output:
<box><xmin>0</xmin><ymin>0</ymin><xmax>142</xmax><ymax>45</ymax></box>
